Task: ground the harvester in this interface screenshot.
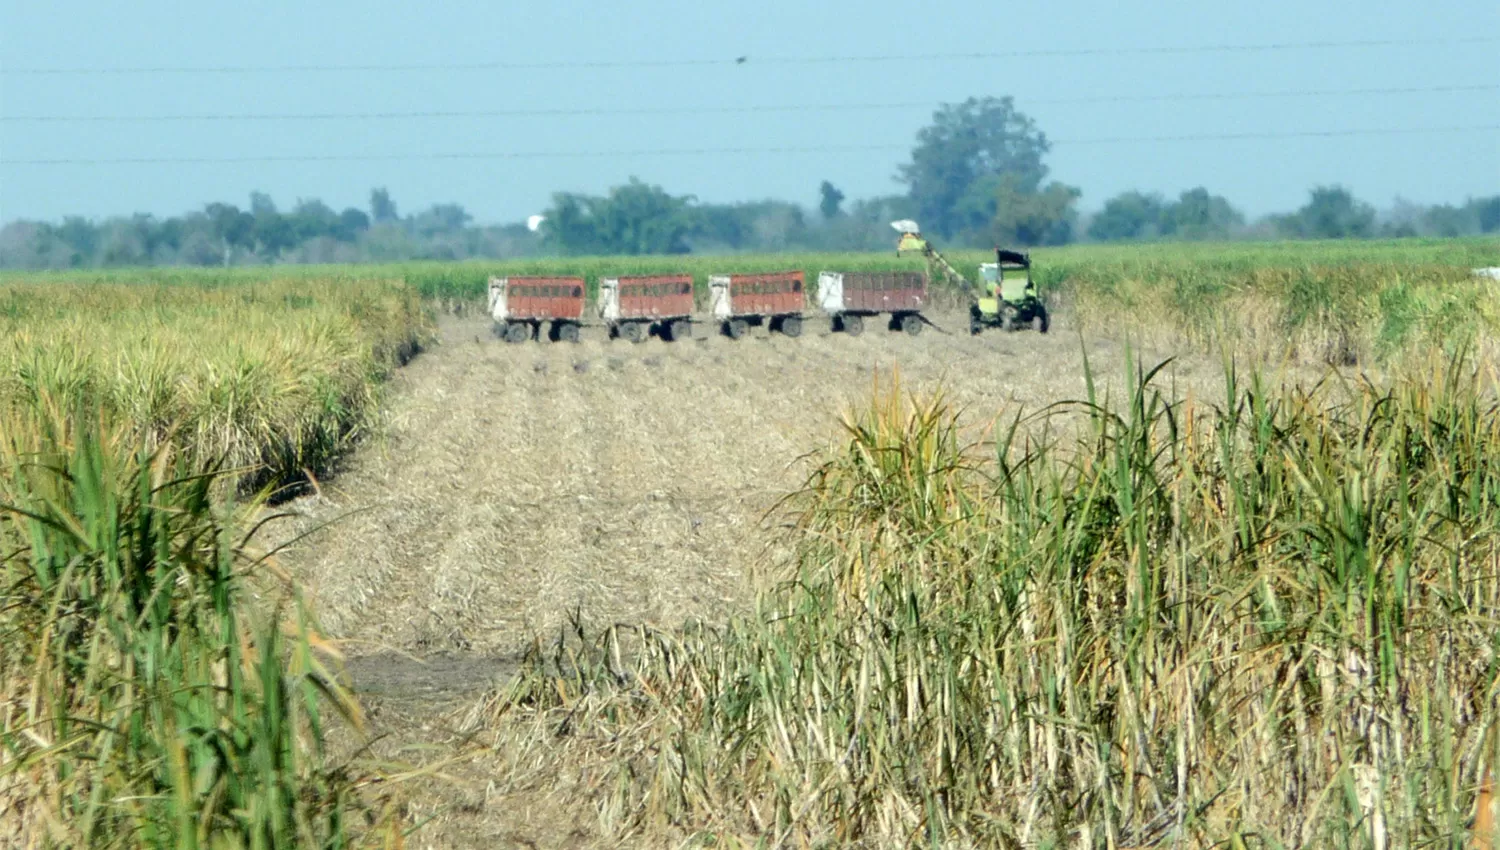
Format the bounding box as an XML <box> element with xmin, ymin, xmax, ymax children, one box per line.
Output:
<box><xmin>891</xmin><ymin>221</ymin><xmax>1049</xmax><ymax>334</ymax></box>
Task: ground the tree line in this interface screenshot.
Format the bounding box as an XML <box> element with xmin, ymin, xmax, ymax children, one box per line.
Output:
<box><xmin>4</xmin><ymin>96</ymin><xmax>1497</xmax><ymax>270</ymax></box>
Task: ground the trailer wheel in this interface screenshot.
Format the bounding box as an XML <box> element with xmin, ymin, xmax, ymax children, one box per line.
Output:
<box><xmin>504</xmin><ymin>322</ymin><xmax>530</xmax><ymax>344</ymax></box>
<box><xmin>556</xmin><ymin>322</ymin><xmax>580</xmax><ymax>343</ymax></box>
<box><xmin>900</xmin><ymin>314</ymin><xmax>923</xmax><ymax>337</ymax></box>
<box><xmin>726</xmin><ymin>318</ymin><xmax>749</xmax><ymax>340</ymax></box>
<box><xmin>841</xmin><ymin>314</ymin><xmax>864</xmax><ymax>336</ymax></box>
<box><xmin>620</xmin><ymin>322</ymin><xmax>645</xmax><ymax>344</ymax></box>
<box><xmin>667</xmin><ymin>319</ymin><xmax>692</xmax><ymax>342</ymax></box>
<box><xmin>780</xmin><ymin>316</ymin><xmax>803</xmax><ymax>338</ymax></box>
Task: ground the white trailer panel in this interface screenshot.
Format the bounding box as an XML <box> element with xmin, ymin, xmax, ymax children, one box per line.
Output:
<box><xmin>487</xmin><ymin>276</ymin><xmax>509</xmax><ymax>321</ymax></box>
<box><xmin>708</xmin><ymin>275</ymin><xmax>733</xmax><ymax>320</ymax></box>
<box><xmin>817</xmin><ymin>271</ymin><xmax>845</xmax><ymax>313</ymax></box>
<box><xmin>597</xmin><ymin>277</ymin><xmax>621</xmax><ymax>322</ymax></box>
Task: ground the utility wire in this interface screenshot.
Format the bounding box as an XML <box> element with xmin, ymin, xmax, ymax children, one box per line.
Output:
<box><xmin>4</xmin><ymin>85</ymin><xmax>1495</xmax><ymax>123</ymax></box>
<box><xmin>4</xmin><ymin>37</ymin><xmax>1496</xmax><ymax>75</ymax></box>
<box><xmin>6</xmin><ymin>125</ymin><xmax>1497</xmax><ymax>166</ymax></box>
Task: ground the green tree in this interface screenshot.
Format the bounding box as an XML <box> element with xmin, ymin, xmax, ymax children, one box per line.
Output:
<box><xmin>1279</xmin><ymin>186</ymin><xmax>1376</xmax><ymax>239</ymax></box>
<box><xmin>818</xmin><ymin>181</ymin><xmax>845</xmax><ymax>219</ymax></box>
<box><xmin>285</xmin><ymin>200</ymin><xmax>340</xmax><ymax>244</ymax></box>
<box><xmin>369</xmin><ymin>188</ymin><xmax>398</xmax><ymax>224</ymax></box>
<box><xmin>542</xmin><ymin>178</ymin><xmax>696</xmax><ymax>255</ymax></box>
<box><xmin>1470</xmin><ymin>196</ymin><xmax>1500</xmax><ymax>233</ymax></box>
<box><xmin>336</xmin><ymin>208</ymin><xmax>371</xmax><ymax>241</ymax></box>
<box><xmin>409</xmin><ymin>203</ymin><xmax>470</xmax><ymax>237</ymax></box>
<box><xmin>985</xmin><ymin>175</ymin><xmax>1080</xmax><ymax>247</ymax></box>
<box><xmin>99</xmin><ymin>215</ymin><xmax>155</xmax><ymax>266</ymax></box>
<box><xmin>1088</xmin><ymin>191</ymin><xmax>1167</xmax><ymax>241</ymax></box>
<box><xmin>1162</xmin><ymin>187</ymin><xmax>1243</xmax><ymax>240</ymax></box>
<box><xmin>248</xmin><ymin>192</ymin><xmax>294</xmax><ymax>256</ymax></box>
<box><xmin>1421</xmin><ymin>204</ymin><xmax>1471</xmax><ymax>238</ymax></box>
<box><xmin>204</xmin><ymin>203</ymin><xmax>254</xmax><ymax>264</ymax></box>
<box><xmin>898</xmin><ymin>96</ymin><xmax>1051</xmax><ymax>239</ymax></box>
<box><xmin>692</xmin><ymin>201</ymin><xmax>807</xmax><ymax>251</ymax></box>
<box><xmin>54</xmin><ymin>216</ymin><xmax>100</xmax><ymax>267</ymax></box>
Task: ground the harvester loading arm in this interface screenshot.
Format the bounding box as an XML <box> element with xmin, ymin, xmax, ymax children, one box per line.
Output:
<box><xmin>891</xmin><ymin>221</ymin><xmax>973</xmax><ymax>294</ymax></box>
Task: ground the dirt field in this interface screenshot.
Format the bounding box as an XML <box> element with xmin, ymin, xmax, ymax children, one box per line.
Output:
<box><xmin>279</xmin><ymin>311</ymin><xmax>1208</xmax><ymax>657</ymax></box>
<box><xmin>270</xmin><ymin>309</ymin><xmax>1228</xmax><ymax>846</ymax></box>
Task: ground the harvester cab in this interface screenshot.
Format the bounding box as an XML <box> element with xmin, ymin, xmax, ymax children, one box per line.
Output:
<box><xmin>973</xmin><ymin>249</ymin><xmax>1049</xmax><ymax>334</ymax></box>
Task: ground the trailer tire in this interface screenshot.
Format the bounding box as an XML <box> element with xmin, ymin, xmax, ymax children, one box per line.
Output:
<box><xmin>841</xmin><ymin>314</ymin><xmax>864</xmax><ymax>336</ymax></box>
<box><xmin>505</xmin><ymin>322</ymin><xmax>530</xmax><ymax>344</ymax></box>
<box><xmin>780</xmin><ymin>316</ymin><xmax>803</xmax><ymax>338</ymax></box>
<box><xmin>667</xmin><ymin>319</ymin><xmax>692</xmax><ymax>342</ymax></box>
<box><xmin>900</xmin><ymin>314</ymin><xmax>923</xmax><ymax>336</ymax></box>
<box><xmin>557</xmin><ymin>322</ymin><xmax>580</xmax><ymax>343</ymax></box>
<box><xmin>620</xmin><ymin>322</ymin><xmax>645</xmax><ymax>344</ymax></box>
<box><xmin>726</xmin><ymin>318</ymin><xmax>749</xmax><ymax>340</ymax></box>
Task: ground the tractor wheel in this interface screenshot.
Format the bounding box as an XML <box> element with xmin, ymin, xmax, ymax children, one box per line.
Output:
<box><xmin>620</xmin><ymin>322</ymin><xmax>645</xmax><ymax>344</ymax></box>
<box><xmin>842</xmin><ymin>314</ymin><xmax>864</xmax><ymax>336</ymax></box>
<box><xmin>668</xmin><ymin>319</ymin><xmax>692</xmax><ymax>342</ymax></box>
<box><xmin>900</xmin><ymin>314</ymin><xmax>923</xmax><ymax>337</ymax></box>
<box><xmin>726</xmin><ymin>319</ymin><xmax>749</xmax><ymax>340</ymax></box>
<box><xmin>1034</xmin><ymin>304</ymin><xmax>1050</xmax><ymax>334</ymax></box>
<box><xmin>556</xmin><ymin>322</ymin><xmax>580</xmax><ymax>344</ymax></box>
<box><xmin>1003</xmin><ymin>309</ymin><xmax>1020</xmax><ymax>333</ymax></box>
<box><xmin>780</xmin><ymin>316</ymin><xmax>803</xmax><ymax>338</ymax></box>
<box><xmin>505</xmin><ymin>322</ymin><xmax>531</xmax><ymax>344</ymax></box>
<box><xmin>969</xmin><ymin>317</ymin><xmax>983</xmax><ymax>335</ymax></box>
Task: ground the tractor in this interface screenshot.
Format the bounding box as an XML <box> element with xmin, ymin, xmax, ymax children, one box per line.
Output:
<box><xmin>891</xmin><ymin>221</ymin><xmax>1049</xmax><ymax>335</ymax></box>
<box><xmin>972</xmin><ymin>249</ymin><xmax>1049</xmax><ymax>334</ymax></box>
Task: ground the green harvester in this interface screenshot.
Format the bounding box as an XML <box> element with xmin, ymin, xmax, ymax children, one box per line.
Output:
<box><xmin>972</xmin><ymin>249</ymin><xmax>1049</xmax><ymax>334</ymax></box>
<box><xmin>891</xmin><ymin>221</ymin><xmax>1049</xmax><ymax>335</ymax></box>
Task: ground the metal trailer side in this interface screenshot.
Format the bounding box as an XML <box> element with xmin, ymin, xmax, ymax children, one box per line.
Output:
<box><xmin>708</xmin><ymin>271</ymin><xmax>807</xmax><ymax>339</ymax></box>
<box><xmin>598</xmin><ymin>274</ymin><xmax>696</xmax><ymax>342</ymax></box>
<box><xmin>489</xmin><ymin>276</ymin><xmax>587</xmax><ymax>343</ymax></box>
<box><xmin>815</xmin><ymin>270</ymin><xmax>928</xmax><ymax>336</ymax></box>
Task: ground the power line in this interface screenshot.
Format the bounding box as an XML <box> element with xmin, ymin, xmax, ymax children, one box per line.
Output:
<box><xmin>4</xmin><ymin>37</ymin><xmax>1496</xmax><ymax>75</ymax></box>
<box><xmin>4</xmin><ymin>85</ymin><xmax>1495</xmax><ymax>124</ymax></box>
<box><xmin>5</xmin><ymin>125</ymin><xmax>1496</xmax><ymax>166</ymax></box>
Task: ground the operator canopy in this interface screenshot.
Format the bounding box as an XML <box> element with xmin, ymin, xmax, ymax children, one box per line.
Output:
<box><xmin>996</xmin><ymin>249</ymin><xmax>1029</xmax><ymax>266</ymax></box>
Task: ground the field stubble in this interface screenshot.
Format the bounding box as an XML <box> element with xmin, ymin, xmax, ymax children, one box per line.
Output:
<box><xmin>275</xmin><ymin>310</ymin><xmax>1222</xmax><ymax>663</ymax></box>
<box><xmin>268</xmin><ymin>308</ymin><xmax>1311</xmax><ymax>847</ymax></box>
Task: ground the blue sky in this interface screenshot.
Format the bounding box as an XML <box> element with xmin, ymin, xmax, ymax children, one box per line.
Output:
<box><xmin>1</xmin><ymin>0</ymin><xmax>1496</xmax><ymax>224</ymax></box>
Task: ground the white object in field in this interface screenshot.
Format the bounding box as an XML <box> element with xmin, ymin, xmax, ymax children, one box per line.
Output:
<box><xmin>526</xmin><ymin>214</ymin><xmax>546</xmax><ymax>232</ymax></box>
<box><xmin>817</xmin><ymin>271</ymin><xmax>845</xmax><ymax>313</ymax></box>
<box><xmin>598</xmin><ymin>277</ymin><xmax>621</xmax><ymax>322</ymax></box>
<box><xmin>487</xmin><ymin>276</ymin><xmax>509</xmax><ymax>321</ymax></box>
<box><xmin>890</xmin><ymin>219</ymin><xmax>921</xmax><ymax>234</ymax></box>
<box><xmin>1474</xmin><ymin>267</ymin><xmax>1500</xmax><ymax>280</ymax></box>
<box><xmin>708</xmin><ymin>275</ymin><xmax>733</xmax><ymax>320</ymax></box>
<box><xmin>979</xmin><ymin>263</ymin><xmax>999</xmax><ymax>284</ymax></box>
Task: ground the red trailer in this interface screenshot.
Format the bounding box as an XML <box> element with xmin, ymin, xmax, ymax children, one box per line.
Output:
<box><xmin>488</xmin><ymin>276</ymin><xmax>587</xmax><ymax>343</ymax></box>
<box><xmin>708</xmin><ymin>271</ymin><xmax>807</xmax><ymax>339</ymax></box>
<box><xmin>815</xmin><ymin>271</ymin><xmax>929</xmax><ymax>336</ymax></box>
<box><xmin>598</xmin><ymin>274</ymin><xmax>696</xmax><ymax>342</ymax></box>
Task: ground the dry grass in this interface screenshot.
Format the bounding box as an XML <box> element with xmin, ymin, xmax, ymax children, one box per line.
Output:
<box><xmin>480</xmin><ymin>354</ymin><xmax>1500</xmax><ymax>848</ymax></box>
<box><xmin>0</xmin><ymin>276</ymin><xmax>429</xmax><ymax>493</ymax></box>
<box><xmin>0</xmin><ymin>399</ymin><xmax>404</xmax><ymax>849</ymax></box>
<box><xmin>0</xmin><ymin>275</ymin><xmax>433</xmax><ymax>849</ymax></box>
